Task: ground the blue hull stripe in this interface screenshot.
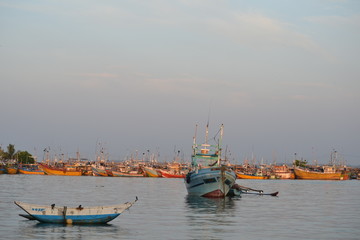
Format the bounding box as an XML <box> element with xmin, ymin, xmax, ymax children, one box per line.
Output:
<box><xmin>32</xmin><ymin>213</ymin><xmax>120</xmax><ymax>224</ymax></box>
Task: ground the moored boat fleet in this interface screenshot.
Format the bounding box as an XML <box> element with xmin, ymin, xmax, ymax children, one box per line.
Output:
<box><xmin>1</xmin><ymin>155</ymin><xmax>358</xmax><ymax>180</ymax></box>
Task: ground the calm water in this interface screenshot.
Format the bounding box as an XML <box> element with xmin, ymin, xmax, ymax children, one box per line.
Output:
<box><xmin>0</xmin><ymin>175</ymin><xmax>359</xmax><ymax>240</ymax></box>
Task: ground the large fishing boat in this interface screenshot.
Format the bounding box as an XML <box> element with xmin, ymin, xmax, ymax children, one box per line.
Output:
<box><xmin>39</xmin><ymin>163</ymin><xmax>83</xmax><ymax>176</ymax></box>
<box><xmin>293</xmin><ymin>166</ymin><xmax>343</xmax><ymax>180</ymax></box>
<box><xmin>184</xmin><ymin>124</ymin><xmax>236</xmax><ymax>198</ymax></box>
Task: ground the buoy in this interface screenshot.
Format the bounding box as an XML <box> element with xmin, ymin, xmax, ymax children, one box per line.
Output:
<box><xmin>66</xmin><ymin>219</ymin><xmax>73</xmax><ymax>225</ymax></box>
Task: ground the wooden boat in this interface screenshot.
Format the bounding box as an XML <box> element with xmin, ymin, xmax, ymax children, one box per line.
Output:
<box><xmin>6</xmin><ymin>165</ymin><xmax>18</xmax><ymax>174</ymax></box>
<box><xmin>14</xmin><ymin>197</ymin><xmax>137</xmax><ymax>224</ymax></box>
<box><xmin>294</xmin><ymin>166</ymin><xmax>343</xmax><ymax>180</ymax></box>
<box><xmin>91</xmin><ymin>165</ymin><xmax>109</xmax><ymax>177</ymax></box>
<box><xmin>185</xmin><ymin>124</ymin><xmax>237</xmax><ymax>198</ymax></box>
<box><xmin>112</xmin><ymin>170</ymin><xmax>144</xmax><ymax>177</ymax></box>
<box><xmin>271</xmin><ymin>165</ymin><xmax>295</xmax><ymax>179</ymax></box>
<box><xmin>0</xmin><ymin>162</ymin><xmax>6</xmax><ymax>174</ymax></box>
<box><xmin>236</xmin><ymin>172</ymin><xmax>269</xmax><ymax>179</ymax></box>
<box><xmin>18</xmin><ymin>164</ymin><xmax>44</xmax><ymax>175</ymax></box>
<box><xmin>159</xmin><ymin>169</ymin><xmax>185</xmax><ymax>178</ymax></box>
<box><xmin>143</xmin><ymin>167</ymin><xmax>162</xmax><ymax>177</ymax></box>
<box><xmin>39</xmin><ymin>163</ymin><xmax>83</xmax><ymax>176</ymax></box>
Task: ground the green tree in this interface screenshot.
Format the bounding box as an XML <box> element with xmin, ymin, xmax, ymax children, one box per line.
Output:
<box><xmin>2</xmin><ymin>144</ymin><xmax>16</xmax><ymax>160</ymax></box>
<box><xmin>15</xmin><ymin>151</ymin><xmax>35</xmax><ymax>164</ymax></box>
<box><xmin>294</xmin><ymin>159</ymin><xmax>307</xmax><ymax>167</ymax></box>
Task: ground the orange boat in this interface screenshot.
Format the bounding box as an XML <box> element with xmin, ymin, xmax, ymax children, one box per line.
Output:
<box><xmin>39</xmin><ymin>163</ymin><xmax>83</xmax><ymax>176</ymax></box>
<box><xmin>18</xmin><ymin>164</ymin><xmax>44</xmax><ymax>175</ymax></box>
<box><xmin>6</xmin><ymin>165</ymin><xmax>18</xmax><ymax>174</ymax></box>
<box><xmin>236</xmin><ymin>172</ymin><xmax>269</xmax><ymax>179</ymax></box>
<box><xmin>294</xmin><ymin>166</ymin><xmax>343</xmax><ymax>180</ymax></box>
<box><xmin>159</xmin><ymin>169</ymin><xmax>185</xmax><ymax>178</ymax></box>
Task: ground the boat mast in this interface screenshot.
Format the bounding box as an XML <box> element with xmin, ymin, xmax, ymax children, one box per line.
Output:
<box><xmin>205</xmin><ymin>122</ymin><xmax>209</xmax><ymax>145</ymax></box>
<box><xmin>193</xmin><ymin>124</ymin><xmax>198</xmax><ymax>146</ymax></box>
<box><xmin>218</xmin><ymin>124</ymin><xmax>224</xmax><ymax>165</ymax></box>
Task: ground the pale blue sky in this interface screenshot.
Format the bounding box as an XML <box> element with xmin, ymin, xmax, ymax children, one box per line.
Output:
<box><xmin>1</xmin><ymin>0</ymin><xmax>359</xmax><ymax>165</ymax></box>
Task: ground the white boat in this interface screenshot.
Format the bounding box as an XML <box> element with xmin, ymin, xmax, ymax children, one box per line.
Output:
<box><xmin>15</xmin><ymin>197</ymin><xmax>137</xmax><ymax>224</ymax></box>
<box><xmin>184</xmin><ymin>124</ymin><xmax>236</xmax><ymax>198</ymax></box>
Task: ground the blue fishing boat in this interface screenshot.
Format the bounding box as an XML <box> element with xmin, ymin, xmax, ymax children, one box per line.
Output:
<box><xmin>15</xmin><ymin>197</ymin><xmax>137</xmax><ymax>224</ymax></box>
<box><xmin>185</xmin><ymin>124</ymin><xmax>237</xmax><ymax>198</ymax></box>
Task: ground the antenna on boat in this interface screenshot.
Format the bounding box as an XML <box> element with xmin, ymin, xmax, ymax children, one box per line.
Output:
<box><xmin>205</xmin><ymin>103</ymin><xmax>211</xmax><ymax>144</ymax></box>
<box><xmin>193</xmin><ymin>124</ymin><xmax>198</xmax><ymax>145</ymax></box>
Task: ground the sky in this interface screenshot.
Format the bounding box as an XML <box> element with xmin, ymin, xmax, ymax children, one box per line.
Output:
<box><xmin>1</xmin><ymin>0</ymin><xmax>359</xmax><ymax>165</ymax></box>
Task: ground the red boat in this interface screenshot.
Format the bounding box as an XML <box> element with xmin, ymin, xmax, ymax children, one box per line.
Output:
<box><xmin>159</xmin><ymin>169</ymin><xmax>185</xmax><ymax>178</ymax></box>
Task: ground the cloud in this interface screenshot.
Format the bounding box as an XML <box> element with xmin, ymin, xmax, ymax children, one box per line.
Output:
<box><xmin>305</xmin><ymin>14</ymin><xmax>360</xmax><ymax>27</ymax></box>
<box><xmin>77</xmin><ymin>73</ymin><xmax>119</xmax><ymax>78</ymax></box>
<box><xmin>204</xmin><ymin>12</ymin><xmax>316</xmax><ymax>50</ymax></box>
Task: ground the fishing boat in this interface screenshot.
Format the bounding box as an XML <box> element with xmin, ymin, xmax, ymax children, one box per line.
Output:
<box><xmin>159</xmin><ymin>169</ymin><xmax>185</xmax><ymax>178</ymax></box>
<box><xmin>271</xmin><ymin>165</ymin><xmax>295</xmax><ymax>179</ymax></box>
<box><xmin>14</xmin><ymin>197</ymin><xmax>138</xmax><ymax>224</ymax></box>
<box><xmin>143</xmin><ymin>166</ymin><xmax>162</xmax><ymax>177</ymax></box>
<box><xmin>18</xmin><ymin>164</ymin><xmax>44</xmax><ymax>175</ymax></box>
<box><xmin>0</xmin><ymin>164</ymin><xmax>5</xmax><ymax>174</ymax></box>
<box><xmin>236</xmin><ymin>172</ymin><xmax>269</xmax><ymax>179</ymax></box>
<box><xmin>39</xmin><ymin>163</ymin><xmax>83</xmax><ymax>176</ymax></box>
<box><xmin>293</xmin><ymin>166</ymin><xmax>343</xmax><ymax>180</ymax></box>
<box><xmin>112</xmin><ymin>170</ymin><xmax>144</xmax><ymax>177</ymax></box>
<box><xmin>91</xmin><ymin>164</ymin><xmax>109</xmax><ymax>177</ymax></box>
<box><xmin>5</xmin><ymin>164</ymin><xmax>18</xmax><ymax>174</ymax></box>
<box><xmin>184</xmin><ymin>124</ymin><xmax>237</xmax><ymax>198</ymax></box>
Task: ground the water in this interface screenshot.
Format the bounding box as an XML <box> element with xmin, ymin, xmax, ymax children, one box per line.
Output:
<box><xmin>0</xmin><ymin>175</ymin><xmax>359</xmax><ymax>240</ymax></box>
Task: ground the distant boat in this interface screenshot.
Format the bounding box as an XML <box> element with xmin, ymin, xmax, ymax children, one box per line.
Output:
<box><xmin>18</xmin><ymin>164</ymin><xmax>44</xmax><ymax>175</ymax></box>
<box><xmin>185</xmin><ymin>124</ymin><xmax>237</xmax><ymax>198</ymax></box>
<box><xmin>5</xmin><ymin>164</ymin><xmax>18</xmax><ymax>174</ymax></box>
<box><xmin>112</xmin><ymin>170</ymin><xmax>144</xmax><ymax>177</ymax></box>
<box><xmin>39</xmin><ymin>163</ymin><xmax>83</xmax><ymax>176</ymax></box>
<box><xmin>143</xmin><ymin>167</ymin><xmax>162</xmax><ymax>177</ymax></box>
<box><xmin>293</xmin><ymin>166</ymin><xmax>343</xmax><ymax>180</ymax></box>
<box><xmin>0</xmin><ymin>162</ymin><xmax>7</xmax><ymax>174</ymax></box>
<box><xmin>159</xmin><ymin>169</ymin><xmax>185</xmax><ymax>178</ymax></box>
<box><xmin>15</xmin><ymin>197</ymin><xmax>138</xmax><ymax>224</ymax></box>
<box><xmin>91</xmin><ymin>164</ymin><xmax>109</xmax><ymax>177</ymax></box>
<box><xmin>236</xmin><ymin>172</ymin><xmax>269</xmax><ymax>180</ymax></box>
<box><xmin>271</xmin><ymin>165</ymin><xmax>295</xmax><ymax>179</ymax></box>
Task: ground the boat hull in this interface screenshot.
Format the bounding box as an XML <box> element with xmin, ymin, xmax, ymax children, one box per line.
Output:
<box><xmin>91</xmin><ymin>166</ymin><xmax>108</xmax><ymax>177</ymax></box>
<box><xmin>185</xmin><ymin>168</ymin><xmax>236</xmax><ymax>198</ymax></box>
<box><xmin>6</xmin><ymin>167</ymin><xmax>18</xmax><ymax>174</ymax></box>
<box><xmin>294</xmin><ymin>168</ymin><xmax>343</xmax><ymax>180</ymax></box>
<box><xmin>112</xmin><ymin>170</ymin><xmax>144</xmax><ymax>177</ymax></box>
<box><xmin>143</xmin><ymin>167</ymin><xmax>162</xmax><ymax>177</ymax></box>
<box><xmin>159</xmin><ymin>169</ymin><xmax>185</xmax><ymax>178</ymax></box>
<box><xmin>236</xmin><ymin>172</ymin><xmax>269</xmax><ymax>179</ymax></box>
<box><xmin>39</xmin><ymin>163</ymin><xmax>82</xmax><ymax>176</ymax></box>
<box><xmin>14</xmin><ymin>200</ymin><xmax>136</xmax><ymax>224</ymax></box>
<box><xmin>18</xmin><ymin>169</ymin><xmax>45</xmax><ymax>175</ymax></box>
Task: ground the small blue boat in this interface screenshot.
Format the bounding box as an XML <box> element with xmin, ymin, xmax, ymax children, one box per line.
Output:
<box><xmin>15</xmin><ymin>197</ymin><xmax>137</xmax><ymax>224</ymax></box>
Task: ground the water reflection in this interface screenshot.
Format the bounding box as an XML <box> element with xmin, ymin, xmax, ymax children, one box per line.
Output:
<box><xmin>185</xmin><ymin>195</ymin><xmax>237</xmax><ymax>214</ymax></box>
<box><xmin>20</xmin><ymin>222</ymin><xmax>123</xmax><ymax>240</ymax></box>
<box><xmin>184</xmin><ymin>196</ymin><xmax>240</xmax><ymax>239</ymax></box>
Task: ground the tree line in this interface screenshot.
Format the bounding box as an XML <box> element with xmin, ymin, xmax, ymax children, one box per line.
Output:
<box><xmin>0</xmin><ymin>144</ymin><xmax>35</xmax><ymax>164</ymax></box>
